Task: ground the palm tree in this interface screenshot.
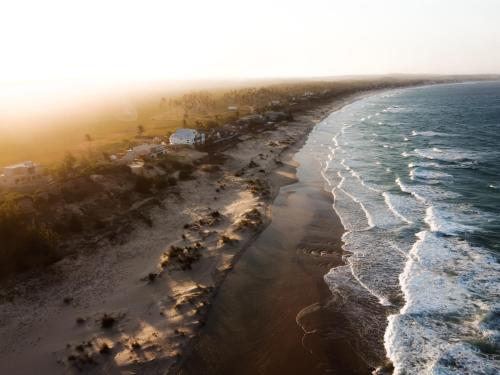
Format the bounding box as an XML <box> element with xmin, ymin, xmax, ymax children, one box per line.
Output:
<box><xmin>84</xmin><ymin>134</ymin><xmax>92</xmax><ymax>155</ymax></box>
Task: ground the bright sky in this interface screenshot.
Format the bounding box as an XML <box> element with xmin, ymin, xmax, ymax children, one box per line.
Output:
<box><xmin>1</xmin><ymin>0</ymin><xmax>500</xmax><ymax>82</ymax></box>
<box><xmin>1</xmin><ymin>0</ymin><xmax>500</xmax><ymax>125</ymax></box>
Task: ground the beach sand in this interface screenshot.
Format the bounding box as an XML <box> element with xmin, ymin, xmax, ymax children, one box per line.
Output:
<box><xmin>175</xmin><ymin>105</ymin><xmax>383</xmax><ymax>374</ymax></box>
<box><xmin>0</xmin><ymin>93</ymin><xmax>362</xmax><ymax>374</ymax></box>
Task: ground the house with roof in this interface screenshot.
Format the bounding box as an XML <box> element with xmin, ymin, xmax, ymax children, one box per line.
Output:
<box><xmin>0</xmin><ymin>161</ymin><xmax>44</xmax><ymax>187</ymax></box>
<box><xmin>169</xmin><ymin>128</ymin><xmax>205</xmax><ymax>146</ymax></box>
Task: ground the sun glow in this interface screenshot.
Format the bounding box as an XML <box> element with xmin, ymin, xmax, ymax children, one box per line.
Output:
<box><xmin>0</xmin><ymin>0</ymin><xmax>499</xmax><ymax>124</ymax></box>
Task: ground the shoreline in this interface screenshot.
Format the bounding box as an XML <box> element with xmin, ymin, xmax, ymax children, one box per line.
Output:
<box><xmin>0</xmin><ymin>92</ymin><xmax>362</xmax><ymax>374</ymax></box>
<box><xmin>174</xmin><ymin>91</ymin><xmax>388</xmax><ymax>374</ymax></box>
<box><xmin>171</xmin><ymin>95</ymin><xmax>363</xmax><ymax>374</ymax></box>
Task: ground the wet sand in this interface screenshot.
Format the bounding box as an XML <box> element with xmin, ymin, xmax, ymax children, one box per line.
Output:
<box><xmin>177</xmin><ymin>136</ymin><xmax>374</xmax><ymax>374</ymax></box>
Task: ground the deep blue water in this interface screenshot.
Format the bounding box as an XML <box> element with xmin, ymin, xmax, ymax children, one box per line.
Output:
<box><xmin>306</xmin><ymin>81</ymin><xmax>500</xmax><ymax>374</ymax></box>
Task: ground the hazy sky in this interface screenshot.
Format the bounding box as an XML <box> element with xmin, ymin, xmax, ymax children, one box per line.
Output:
<box><xmin>1</xmin><ymin>0</ymin><xmax>500</xmax><ymax>83</ymax></box>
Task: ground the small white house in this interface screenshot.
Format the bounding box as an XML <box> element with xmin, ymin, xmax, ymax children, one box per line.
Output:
<box><xmin>169</xmin><ymin>129</ymin><xmax>205</xmax><ymax>146</ymax></box>
<box><xmin>0</xmin><ymin>161</ymin><xmax>44</xmax><ymax>187</ymax></box>
<box><xmin>227</xmin><ymin>105</ymin><xmax>239</xmax><ymax>112</ymax></box>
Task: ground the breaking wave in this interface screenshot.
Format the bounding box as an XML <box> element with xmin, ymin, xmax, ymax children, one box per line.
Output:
<box><xmin>307</xmin><ymin>81</ymin><xmax>500</xmax><ymax>374</ymax></box>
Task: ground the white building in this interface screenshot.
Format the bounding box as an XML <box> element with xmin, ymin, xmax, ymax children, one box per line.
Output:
<box><xmin>227</xmin><ymin>105</ymin><xmax>239</xmax><ymax>112</ymax></box>
<box><xmin>169</xmin><ymin>129</ymin><xmax>205</xmax><ymax>146</ymax></box>
<box><xmin>0</xmin><ymin>161</ymin><xmax>44</xmax><ymax>187</ymax></box>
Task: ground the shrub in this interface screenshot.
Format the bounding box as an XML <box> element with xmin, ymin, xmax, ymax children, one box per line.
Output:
<box><xmin>68</xmin><ymin>214</ymin><xmax>83</xmax><ymax>233</ymax></box>
<box><xmin>100</xmin><ymin>314</ymin><xmax>116</xmax><ymax>328</ymax></box>
<box><xmin>0</xmin><ymin>204</ymin><xmax>58</xmax><ymax>276</ymax></box>
<box><xmin>153</xmin><ymin>175</ymin><xmax>177</xmax><ymax>189</ymax></box>
<box><xmin>134</xmin><ymin>176</ymin><xmax>152</xmax><ymax>194</ymax></box>
<box><xmin>57</xmin><ymin>152</ymin><xmax>77</xmax><ymax>180</ymax></box>
<box><xmin>99</xmin><ymin>343</ymin><xmax>111</xmax><ymax>355</ymax></box>
<box><xmin>161</xmin><ymin>245</ymin><xmax>201</xmax><ymax>271</ymax></box>
<box><xmin>179</xmin><ymin>169</ymin><xmax>193</xmax><ymax>180</ymax></box>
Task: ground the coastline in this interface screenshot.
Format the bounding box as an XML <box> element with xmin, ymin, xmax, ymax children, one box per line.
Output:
<box><xmin>0</xmin><ymin>92</ymin><xmax>362</xmax><ymax>374</ymax></box>
<box><xmin>174</xmin><ymin>91</ymin><xmax>389</xmax><ymax>374</ymax></box>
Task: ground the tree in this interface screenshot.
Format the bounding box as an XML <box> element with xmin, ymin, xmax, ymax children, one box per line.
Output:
<box><xmin>58</xmin><ymin>152</ymin><xmax>77</xmax><ymax>179</ymax></box>
<box><xmin>84</xmin><ymin>133</ymin><xmax>92</xmax><ymax>155</ymax></box>
<box><xmin>137</xmin><ymin>124</ymin><xmax>145</xmax><ymax>137</ymax></box>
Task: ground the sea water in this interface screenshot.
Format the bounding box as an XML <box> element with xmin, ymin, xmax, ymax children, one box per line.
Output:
<box><xmin>307</xmin><ymin>81</ymin><xmax>500</xmax><ymax>374</ymax></box>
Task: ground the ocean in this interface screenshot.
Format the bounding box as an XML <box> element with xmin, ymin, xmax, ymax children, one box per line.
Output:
<box><xmin>307</xmin><ymin>81</ymin><xmax>500</xmax><ymax>374</ymax></box>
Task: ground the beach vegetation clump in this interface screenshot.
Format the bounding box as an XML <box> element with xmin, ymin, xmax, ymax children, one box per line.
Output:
<box><xmin>219</xmin><ymin>234</ymin><xmax>238</xmax><ymax>245</ymax></box>
<box><xmin>134</xmin><ymin>176</ymin><xmax>153</xmax><ymax>194</ymax></box>
<box><xmin>153</xmin><ymin>175</ymin><xmax>177</xmax><ymax>189</ymax></box>
<box><xmin>99</xmin><ymin>343</ymin><xmax>111</xmax><ymax>355</ymax></box>
<box><xmin>210</xmin><ymin>210</ymin><xmax>221</xmax><ymax>218</ymax></box>
<box><xmin>100</xmin><ymin>314</ymin><xmax>116</xmax><ymax>329</ymax></box>
<box><xmin>235</xmin><ymin>208</ymin><xmax>263</xmax><ymax>231</ymax></box>
<box><xmin>246</xmin><ymin>178</ymin><xmax>269</xmax><ymax>196</ymax></box>
<box><xmin>63</xmin><ymin>296</ymin><xmax>73</xmax><ymax>305</ymax></box>
<box><xmin>131</xmin><ymin>341</ymin><xmax>141</xmax><ymax>350</ymax></box>
<box><xmin>161</xmin><ymin>244</ymin><xmax>202</xmax><ymax>270</ymax></box>
<box><xmin>179</xmin><ymin>168</ymin><xmax>194</xmax><ymax>180</ymax></box>
<box><xmin>147</xmin><ymin>272</ymin><xmax>158</xmax><ymax>283</ymax></box>
<box><xmin>248</xmin><ymin>160</ymin><xmax>260</xmax><ymax>168</ymax></box>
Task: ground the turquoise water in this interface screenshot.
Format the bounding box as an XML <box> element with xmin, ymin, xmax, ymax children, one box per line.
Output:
<box><xmin>307</xmin><ymin>81</ymin><xmax>500</xmax><ymax>374</ymax></box>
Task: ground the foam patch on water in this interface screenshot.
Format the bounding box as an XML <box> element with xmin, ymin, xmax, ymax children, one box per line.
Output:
<box><xmin>411</xmin><ymin>130</ymin><xmax>455</xmax><ymax>137</ymax></box>
<box><xmin>382</xmin><ymin>192</ymin><xmax>418</xmax><ymax>224</ymax></box>
<box><xmin>414</xmin><ymin>148</ymin><xmax>480</xmax><ymax>163</ymax></box>
<box><xmin>396</xmin><ymin>178</ymin><xmax>461</xmax><ymax>203</ymax></box>
<box><xmin>385</xmin><ymin>231</ymin><xmax>500</xmax><ymax>374</ymax></box>
<box><xmin>410</xmin><ymin>168</ymin><xmax>454</xmax><ymax>182</ymax></box>
<box><xmin>424</xmin><ymin>206</ymin><xmax>478</xmax><ymax>235</ymax></box>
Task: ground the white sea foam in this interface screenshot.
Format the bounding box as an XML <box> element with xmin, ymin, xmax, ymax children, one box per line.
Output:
<box><xmin>409</xmin><ymin>168</ymin><xmax>454</xmax><ymax>182</ymax></box>
<box><xmin>414</xmin><ymin>148</ymin><xmax>480</xmax><ymax>162</ymax></box>
<box><xmin>424</xmin><ymin>206</ymin><xmax>478</xmax><ymax>235</ymax></box>
<box><xmin>411</xmin><ymin>130</ymin><xmax>454</xmax><ymax>137</ymax></box>
<box><xmin>386</xmin><ymin>231</ymin><xmax>500</xmax><ymax>374</ymax></box>
<box><xmin>408</xmin><ymin>161</ymin><xmax>442</xmax><ymax>169</ymax></box>
<box><xmin>382</xmin><ymin>192</ymin><xmax>414</xmax><ymax>224</ymax></box>
<box><xmin>396</xmin><ymin>177</ymin><xmax>461</xmax><ymax>203</ymax></box>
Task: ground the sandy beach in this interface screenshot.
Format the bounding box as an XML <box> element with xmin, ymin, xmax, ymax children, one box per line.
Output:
<box><xmin>0</xmin><ymin>92</ymin><xmax>361</xmax><ymax>374</ymax></box>
<box><xmin>175</xmin><ymin>94</ymin><xmax>384</xmax><ymax>375</ymax></box>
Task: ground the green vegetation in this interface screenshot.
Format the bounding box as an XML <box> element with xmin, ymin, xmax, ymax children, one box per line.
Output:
<box><xmin>0</xmin><ymin>201</ymin><xmax>58</xmax><ymax>276</ymax></box>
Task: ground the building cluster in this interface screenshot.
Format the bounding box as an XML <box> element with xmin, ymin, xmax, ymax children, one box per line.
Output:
<box><xmin>0</xmin><ymin>161</ymin><xmax>45</xmax><ymax>188</ymax></box>
<box><xmin>1</xmin><ymin>107</ymin><xmax>291</xmax><ymax>189</ymax></box>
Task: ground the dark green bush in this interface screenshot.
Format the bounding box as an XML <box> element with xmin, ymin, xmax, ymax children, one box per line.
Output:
<box><xmin>68</xmin><ymin>214</ymin><xmax>84</xmax><ymax>233</ymax></box>
<box><xmin>0</xmin><ymin>205</ymin><xmax>58</xmax><ymax>275</ymax></box>
<box><xmin>134</xmin><ymin>176</ymin><xmax>152</xmax><ymax>194</ymax></box>
<box><xmin>153</xmin><ymin>175</ymin><xmax>177</xmax><ymax>189</ymax></box>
